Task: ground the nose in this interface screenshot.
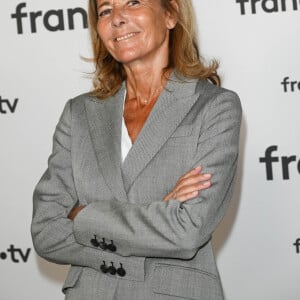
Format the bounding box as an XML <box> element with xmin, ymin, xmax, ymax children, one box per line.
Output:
<box><xmin>111</xmin><ymin>7</ymin><xmax>127</xmax><ymax>28</ymax></box>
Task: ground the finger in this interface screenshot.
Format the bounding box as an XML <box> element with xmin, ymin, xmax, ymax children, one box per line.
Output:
<box><xmin>176</xmin><ymin>191</ymin><xmax>199</xmax><ymax>202</ymax></box>
<box><xmin>163</xmin><ymin>170</ymin><xmax>211</xmax><ymax>202</ymax></box>
<box><xmin>176</xmin><ymin>180</ymin><xmax>211</xmax><ymax>197</ymax></box>
<box><xmin>180</xmin><ymin>166</ymin><xmax>202</xmax><ymax>179</ymax></box>
<box><xmin>163</xmin><ymin>191</ymin><xmax>174</xmax><ymax>202</ymax></box>
<box><xmin>164</xmin><ymin>179</ymin><xmax>211</xmax><ymax>202</ymax></box>
<box><xmin>179</xmin><ymin>173</ymin><xmax>211</xmax><ymax>186</ymax></box>
<box><xmin>176</xmin><ymin>173</ymin><xmax>211</xmax><ymax>190</ymax></box>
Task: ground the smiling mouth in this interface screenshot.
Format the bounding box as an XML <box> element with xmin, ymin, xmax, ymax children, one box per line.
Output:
<box><xmin>115</xmin><ymin>32</ymin><xmax>139</xmax><ymax>42</ymax></box>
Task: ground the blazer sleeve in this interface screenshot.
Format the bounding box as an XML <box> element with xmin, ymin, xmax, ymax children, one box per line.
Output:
<box><xmin>73</xmin><ymin>91</ymin><xmax>242</xmax><ymax>259</ymax></box>
<box><xmin>31</xmin><ymin>100</ymin><xmax>144</xmax><ymax>272</ymax></box>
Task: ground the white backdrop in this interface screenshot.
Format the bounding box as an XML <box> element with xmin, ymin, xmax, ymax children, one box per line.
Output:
<box><xmin>0</xmin><ymin>1</ymin><xmax>299</xmax><ymax>299</ymax></box>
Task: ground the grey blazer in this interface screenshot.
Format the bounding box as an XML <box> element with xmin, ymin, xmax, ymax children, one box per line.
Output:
<box><xmin>31</xmin><ymin>73</ymin><xmax>242</xmax><ymax>300</ymax></box>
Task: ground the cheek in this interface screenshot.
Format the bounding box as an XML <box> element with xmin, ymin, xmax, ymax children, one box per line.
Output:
<box><xmin>97</xmin><ymin>22</ymin><xmax>110</xmax><ymax>45</ymax></box>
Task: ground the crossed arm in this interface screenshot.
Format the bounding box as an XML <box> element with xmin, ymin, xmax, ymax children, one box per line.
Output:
<box><xmin>31</xmin><ymin>90</ymin><xmax>241</xmax><ymax>264</ymax></box>
<box><xmin>68</xmin><ymin>166</ymin><xmax>212</xmax><ymax>220</ymax></box>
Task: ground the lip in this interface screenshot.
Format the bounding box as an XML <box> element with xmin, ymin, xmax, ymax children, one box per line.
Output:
<box><xmin>114</xmin><ymin>32</ymin><xmax>140</xmax><ymax>42</ymax></box>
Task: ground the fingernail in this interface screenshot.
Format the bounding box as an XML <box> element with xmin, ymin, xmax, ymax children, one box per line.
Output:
<box><xmin>203</xmin><ymin>174</ymin><xmax>211</xmax><ymax>178</ymax></box>
<box><xmin>203</xmin><ymin>181</ymin><xmax>210</xmax><ymax>186</ymax></box>
<box><xmin>193</xmin><ymin>191</ymin><xmax>198</xmax><ymax>196</ymax></box>
<box><xmin>193</xmin><ymin>166</ymin><xmax>202</xmax><ymax>173</ymax></box>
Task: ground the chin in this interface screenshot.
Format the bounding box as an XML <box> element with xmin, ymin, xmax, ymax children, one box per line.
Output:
<box><xmin>113</xmin><ymin>51</ymin><xmax>142</xmax><ymax>65</ymax></box>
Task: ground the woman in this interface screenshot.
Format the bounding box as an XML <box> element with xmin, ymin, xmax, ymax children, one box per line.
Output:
<box><xmin>31</xmin><ymin>0</ymin><xmax>242</xmax><ymax>299</ymax></box>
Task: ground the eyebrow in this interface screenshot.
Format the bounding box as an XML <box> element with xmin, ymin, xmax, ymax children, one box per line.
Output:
<box><xmin>97</xmin><ymin>1</ymin><xmax>111</xmax><ymax>9</ymax></box>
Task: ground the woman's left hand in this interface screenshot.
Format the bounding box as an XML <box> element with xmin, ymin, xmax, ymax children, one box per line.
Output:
<box><xmin>163</xmin><ymin>166</ymin><xmax>212</xmax><ymax>203</ymax></box>
<box><xmin>68</xmin><ymin>205</ymin><xmax>86</xmax><ymax>221</ymax></box>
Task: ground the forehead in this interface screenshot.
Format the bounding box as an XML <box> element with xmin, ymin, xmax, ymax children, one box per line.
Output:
<box><xmin>96</xmin><ymin>0</ymin><xmax>159</xmax><ymax>6</ymax></box>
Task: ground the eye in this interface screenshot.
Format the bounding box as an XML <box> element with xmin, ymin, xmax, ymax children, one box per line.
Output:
<box><xmin>98</xmin><ymin>8</ymin><xmax>112</xmax><ymax>18</ymax></box>
<box><xmin>128</xmin><ymin>0</ymin><xmax>140</xmax><ymax>6</ymax></box>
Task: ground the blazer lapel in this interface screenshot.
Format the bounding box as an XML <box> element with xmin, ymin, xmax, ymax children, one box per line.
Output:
<box><xmin>85</xmin><ymin>83</ymin><xmax>128</xmax><ymax>203</ymax></box>
<box><xmin>122</xmin><ymin>74</ymin><xmax>206</xmax><ymax>192</ymax></box>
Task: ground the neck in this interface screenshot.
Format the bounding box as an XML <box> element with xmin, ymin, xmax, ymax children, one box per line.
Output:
<box><xmin>124</xmin><ymin>66</ymin><xmax>171</xmax><ymax>106</ymax></box>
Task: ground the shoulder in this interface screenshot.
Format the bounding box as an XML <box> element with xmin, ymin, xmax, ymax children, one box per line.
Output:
<box><xmin>193</xmin><ymin>79</ymin><xmax>242</xmax><ymax>120</ymax></box>
<box><xmin>55</xmin><ymin>93</ymin><xmax>100</xmax><ymax>125</ymax></box>
<box><xmin>171</xmin><ymin>72</ymin><xmax>241</xmax><ymax>110</ymax></box>
<box><xmin>193</xmin><ymin>77</ymin><xmax>240</xmax><ymax>105</ymax></box>
<box><xmin>61</xmin><ymin>92</ymin><xmax>111</xmax><ymax>119</ymax></box>
<box><xmin>178</xmin><ymin>77</ymin><xmax>242</xmax><ymax>127</ymax></box>
<box><xmin>68</xmin><ymin>92</ymin><xmax>98</xmax><ymax>111</ymax></box>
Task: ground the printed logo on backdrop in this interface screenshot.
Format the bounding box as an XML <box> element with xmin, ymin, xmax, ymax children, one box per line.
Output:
<box><xmin>0</xmin><ymin>245</ymin><xmax>31</xmax><ymax>263</ymax></box>
<box><xmin>0</xmin><ymin>96</ymin><xmax>19</xmax><ymax>114</ymax></box>
<box><xmin>11</xmin><ymin>2</ymin><xmax>88</xmax><ymax>34</ymax></box>
<box><xmin>281</xmin><ymin>77</ymin><xmax>300</xmax><ymax>92</ymax></box>
<box><xmin>259</xmin><ymin>145</ymin><xmax>300</xmax><ymax>180</ymax></box>
<box><xmin>236</xmin><ymin>0</ymin><xmax>300</xmax><ymax>15</ymax></box>
<box><xmin>294</xmin><ymin>239</ymin><xmax>300</xmax><ymax>254</ymax></box>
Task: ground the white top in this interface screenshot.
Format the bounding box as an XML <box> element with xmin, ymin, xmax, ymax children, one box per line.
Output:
<box><xmin>121</xmin><ymin>92</ymin><xmax>133</xmax><ymax>162</ymax></box>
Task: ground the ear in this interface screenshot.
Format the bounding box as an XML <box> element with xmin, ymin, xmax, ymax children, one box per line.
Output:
<box><xmin>165</xmin><ymin>0</ymin><xmax>179</xmax><ymax>29</ymax></box>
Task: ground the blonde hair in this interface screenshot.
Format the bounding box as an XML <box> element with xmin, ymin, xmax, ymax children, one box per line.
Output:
<box><xmin>88</xmin><ymin>0</ymin><xmax>220</xmax><ymax>99</ymax></box>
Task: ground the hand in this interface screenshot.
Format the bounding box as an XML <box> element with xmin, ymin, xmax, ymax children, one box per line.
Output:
<box><xmin>163</xmin><ymin>166</ymin><xmax>211</xmax><ymax>202</ymax></box>
<box><xmin>68</xmin><ymin>205</ymin><xmax>86</xmax><ymax>221</ymax></box>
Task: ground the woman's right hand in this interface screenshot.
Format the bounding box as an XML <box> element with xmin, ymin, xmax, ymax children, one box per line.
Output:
<box><xmin>163</xmin><ymin>166</ymin><xmax>211</xmax><ymax>203</ymax></box>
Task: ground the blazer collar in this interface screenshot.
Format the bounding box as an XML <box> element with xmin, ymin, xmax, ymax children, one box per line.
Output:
<box><xmin>85</xmin><ymin>83</ymin><xmax>128</xmax><ymax>203</ymax></box>
<box><xmin>122</xmin><ymin>72</ymin><xmax>206</xmax><ymax>192</ymax></box>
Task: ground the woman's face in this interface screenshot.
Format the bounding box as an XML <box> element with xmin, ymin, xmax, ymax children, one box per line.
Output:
<box><xmin>95</xmin><ymin>0</ymin><xmax>176</xmax><ymax>66</ymax></box>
